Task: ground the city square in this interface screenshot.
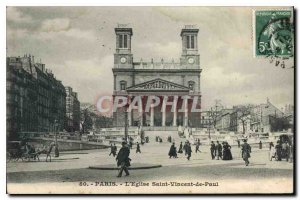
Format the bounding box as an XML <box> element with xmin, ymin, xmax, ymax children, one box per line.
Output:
<box><xmin>7</xmin><ymin>139</ymin><xmax>293</xmax><ymax>194</ymax></box>
<box><xmin>6</xmin><ymin>7</ymin><xmax>294</xmax><ymax>194</ymax></box>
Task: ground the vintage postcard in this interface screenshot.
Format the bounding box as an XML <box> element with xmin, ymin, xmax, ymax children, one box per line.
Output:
<box><xmin>6</xmin><ymin>6</ymin><xmax>295</xmax><ymax>194</ymax></box>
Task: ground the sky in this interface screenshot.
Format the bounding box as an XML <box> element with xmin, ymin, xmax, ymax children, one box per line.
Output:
<box><xmin>6</xmin><ymin>6</ymin><xmax>294</xmax><ymax>110</ymax></box>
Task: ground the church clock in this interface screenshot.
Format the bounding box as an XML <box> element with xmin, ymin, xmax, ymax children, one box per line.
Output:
<box><xmin>188</xmin><ymin>57</ymin><xmax>195</xmax><ymax>64</ymax></box>
<box><xmin>120</xmin><ymin>57</ymin><xmax>127</xmax><ymax>64</ymax></box>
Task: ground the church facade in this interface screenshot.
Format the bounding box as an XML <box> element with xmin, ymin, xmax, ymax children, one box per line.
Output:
<box><xmin>112</xmin><ymin>25</ymin><xmax>202</xmax><ymax>128</ymax></box>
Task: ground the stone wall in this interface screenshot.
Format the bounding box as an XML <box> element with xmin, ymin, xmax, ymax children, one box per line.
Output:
<box><xmin>29</xmin><ymin>138</ymin><xmax>108</xmax><ymax>151</ymax></box>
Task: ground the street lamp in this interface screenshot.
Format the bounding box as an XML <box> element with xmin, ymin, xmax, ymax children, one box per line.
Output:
<box><xmin>124</xmin><ymin>102</ymin><xmax>129</xmax><ymax>143</ymax></box>
<box><xmin>54</xmin><ymin>119</ymin><xmax>59</xmax><ymax>157</ymax></box>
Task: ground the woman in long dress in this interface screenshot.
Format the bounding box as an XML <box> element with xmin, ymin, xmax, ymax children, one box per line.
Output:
<box><xmin>222</xmin><ymin>142</ymin><xmax>233</xmax><ymax>160</ymax></box>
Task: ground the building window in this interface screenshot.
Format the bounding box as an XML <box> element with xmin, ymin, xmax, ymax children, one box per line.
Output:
<box><xmin>124</xmin><ymin>35</ymin><xmax>127</xmax><ymax>48</ymax></box>
<box><xmin>120</xmin><ymin>81</ymin><xmax>127</xmax><ymax>91</ymax></box>
<box><xmin>187</xmin><ymin>35</ymin><xmax>195</xmax><ymax>49</ymax></box>
<box><xmin>119</xmin><ymin>35</ymin><xmax>123</xmax><ymax>48</ymax></box>
<box><xmin>191</xmin><ymin>35</ymin><xmax>195</xmax><ymax>49</ymax></box>
<box><xmin>119</xmin><ymin>34</ymin><xmax>128</xmax><ymax>49</ymax></box>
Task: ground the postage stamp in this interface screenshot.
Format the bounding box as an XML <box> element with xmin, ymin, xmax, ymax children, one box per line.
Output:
<box><xmin>253</xmin><ymin>9</ymin><xmax>294</xmax><ymax>57</ymax></box>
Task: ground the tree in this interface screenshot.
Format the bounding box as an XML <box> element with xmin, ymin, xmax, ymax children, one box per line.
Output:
<box><xmin>270</xmin><ymin>115</ymin><xmax>292</xmax><ymax>132</ymax></box>
<box><xmin>80</xmin><ymin>108</ymin><xmax>93</xmax><ymax>134</ymax></box>
<box><xmin>235</xmin><ymin>105</ymin><xmax>252</xmax><ymax>134</ymax></box>
<box><xmin>209</xmin><ymin>99</ymin><xmax>223</xmax><ymax>128</ymax></box>
<box><xmin>95</xmin><ymin>115</ymin><xmax>113</xmax><ymax>129</ymax></box>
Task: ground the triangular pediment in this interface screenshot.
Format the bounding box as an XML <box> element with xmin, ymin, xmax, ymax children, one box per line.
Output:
<box><xmin>127</xmin><ymin>78</ymin><xmax>190</xmax><ymax>91</ymax></box>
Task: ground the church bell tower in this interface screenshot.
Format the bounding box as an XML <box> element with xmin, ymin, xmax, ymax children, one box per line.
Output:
<box><xmin>114</xmin><ymin>24</ymin><xmax>133</xmax><ymax>68</ymax></box>
<box><xmin>180</xmin><ymin>25</ymin><xmax>200</xmax><ymax>67</ymax></box>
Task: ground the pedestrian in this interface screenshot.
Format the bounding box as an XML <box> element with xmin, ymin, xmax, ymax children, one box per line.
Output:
<box><xmin>210</xmin><ymin>141</ymin><xmax>216</xmax><ymax>159</ymax></box>
<box><xmin>195</xmin><ymin>142</ymin><xmax>201</xmax><ymax>153</ymax></box>
<box><xmin>275</xmin><ymin>140</ymin><xmax>282</xmax><ymax>161</ymax></box>
<box><xmin>259</xmin><ymin>141</ymin><xmax>262</xmax><ymax>149</ymax></box>
<box><xmin>183</xmin><ymin>141</ymin><xmax>188</xmax><ymax>155</ymax></box>
<box><xmin>269</xmin><ymin>142</ymin><xmax>276</xmax><ymax>161</ymax></box>
<box><xmin>186</xmin><ymin>142</ymin><xmax>192</xmax><ymax>160</ymax></box>
<box><xmin>269</xmin><ymin>141</ymin><xmax>274</xmax><ymax>150</ymax></box>
<box><xmin>116</xmin><ymin>141</ymin><xmax>131</xmax><ymax>177</ymax></box>
<box><xmin>215</xmin><ymin>141</ymin><xmax>222</xmax><ymax>160</ymax></box>
<box><xmin>237</xmin><ymin>140</ymin><xmax>241</xmax><ymax>148</ymax></box>
<box><xmin>129</xmin><ymin>140</ymin><xmax>133</xmax><ymax>149</ymax></box>
<box><xmin>136</xmin><ymin>142</ymin><xmax>141</xmax><ymax>153</ymax></box>
<box><xmin>109</xmin><ymin>144</ymin><xmax>114</xmax><ymax>156</ymax></box>
<box><xmin>178</xmin><ymin>142</ymin><xmax>183</xmax><ymax>154</ymax></box>
<box><xmin>222</xmin><ymin>142</ymin><xmax>233</xmax><ymax>160</ymax></box>
<box><xmin>168</xmin><ymin>142</ymin><xmax>177</xmax><ymax>158</ymax></box>
<box><xmin>113</xmin><ymin>143</ymin><xmax>117</xmax><ymax>157</ymax></box>
<box><xmin>241</xmin><ymin>139</ymin><xmax>251</xmax><ymax>166</ymax></box>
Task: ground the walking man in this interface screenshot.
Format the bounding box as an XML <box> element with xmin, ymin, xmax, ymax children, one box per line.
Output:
<box><xmin>275</xmin><ymin>140</ymin><xmax>282</xmax><ymax>161</ymax></box>
<box><xmin>113</xmin><ymin>143</ymin><xmax>117</xmax><ymax>157</ymax></box>
<box><xmin>210</xmin><ymin>141</ymin><xmax>216</xmax><ymax>159</ymax></box>
<box><xmin>183</xmin><ymin>141</ymin><xmax>188</xmax><ymax>156</ymax></box>
<box><xmin>136</xmin><ymin>142</ymin><xmax>141</xmax><ymax>153</ymax></box>
<box><xmin>186</xmin><ymin>142</ymin><xmax>192</xmax><ymax>160</ymax></box>
<box><xmin>241</xmin><ymin>139</ymin><xmax>251</xmax><ymax>166</ymax></box>
<box><xmin>215</xmin><ymin>141</ymin><xmax>223</xmax><ymax>160</ymax></box>
<box><xmin>116</xmin><ymin>141</ymin><xmax>131</xmax><ymax>177</ymax></box>
<box><xmin>178</xmin><ymin>142</ymin><xmax>183</xmax><ymax>154</ymax></box>
<box><xmin>109</xmin><ymin>144</ymin><xmax>114</xmax><ymax>156</ymax></box>
<box><xmin>129</xmin><ymin>140</ymin><xmax>133</xmax><ymax>149</ymax></box>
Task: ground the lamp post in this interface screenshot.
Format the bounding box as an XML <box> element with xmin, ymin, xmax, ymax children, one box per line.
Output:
<box><xmin>54</xmin><ymin>119</ymin><xmax>59</xmax><ymax>157</ymax></box>
<box><xmin>124</xmin><ymin>102</ymin><xmax>129</xmax><ymax>143</ymax></box>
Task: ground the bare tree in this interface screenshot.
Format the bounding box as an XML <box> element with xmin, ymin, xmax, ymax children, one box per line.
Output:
<box><xmin>235</xmin><ymin>105</ymin><xmax>252</xmax><ymax>134</ymax></box>
<box><xmin>209</xmin><ymin>99</ymin><xmax>223</xmax><ymax>128</ymax></box>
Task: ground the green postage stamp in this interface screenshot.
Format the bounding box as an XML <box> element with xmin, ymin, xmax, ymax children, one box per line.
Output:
<box><xmin>254</xmin><ymin>9</ymin><xmax>294</xmax><ymax>57</ymax></box>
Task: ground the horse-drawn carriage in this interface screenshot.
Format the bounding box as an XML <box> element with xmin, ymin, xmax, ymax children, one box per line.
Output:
<box><xmin>7</xmin><ymin>141</ymin><xmax>39</xmax><ymax>162</ymax></box>
<box><xmin>7</xmin><ymin>141</ymin><xmax>56</xmax><ymax>162</ymax></box>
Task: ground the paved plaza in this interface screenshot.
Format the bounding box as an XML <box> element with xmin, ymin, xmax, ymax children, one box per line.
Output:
<box><xmin>7</xmin><ymin>140</ymin><xmax>293</xmax><ymax>183</ymax></box>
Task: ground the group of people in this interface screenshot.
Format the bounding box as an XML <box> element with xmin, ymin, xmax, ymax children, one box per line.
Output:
<box><xmin>210</xmin><ymin>140</ymin><xmax>252</xmax><ymax>166</ymax></box>
<box><xmin>155</xmin><ymin>136</ymin><xmax>163</xmax><ymax>143</ymax></box>
<box><xmin>113</xmin><ymin>137</ymin><xmax>255</xmax><ymax>178</ymax></box>
<box><xmin>270</xmin><ymin>140</ymin><xmax>292</xmax><ymax>161</ymax></box>
<box><xmin>168</xmin><ymin>141</ymin><xmax>193</xmax><ymax>160</ymax></box>
<box><xmin>110</xmin><ymin>141</ymin><xmax>141</xmax><ymax>157</ymax></box>
<box><xmin>210</xmin><ymin>141</ymin><xmax>233</xmax><ymax>161</ymax></box>
<box><xmin>109</xmin><ymin>143</ymin><xmax>117</xmax><ymax>157</ymax></box>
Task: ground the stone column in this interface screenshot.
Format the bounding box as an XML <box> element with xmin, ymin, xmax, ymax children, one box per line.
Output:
<box><xmin>128</xmin><ymin>96</ymin><xmax>132</xmax><ymax>126</ymax></box>
<box><xmin>139</xmin><ymin>97</ymin><xmax>143</xmax><ymax>126</ymax></box>
<box><xmin>184</xmin><ymin>99</ymin><xmax>188</xmax><ymax>127</ymax></box>
<box><xmin>150</xmin><ymin>102</ymin><xmax>154</xmax><ymax>127</ymax></box>
<box><xmin>173</xmin><ymin>99</ymin><xmax>177</xmax><ymax>127</ymax></box>
<box><xmin>162</xmin><ymin>108</ymin><xmax>166</xmax><ymax>127</ymax></box>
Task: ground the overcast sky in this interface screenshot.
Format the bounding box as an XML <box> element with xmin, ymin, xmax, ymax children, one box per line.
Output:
<box><xmin>6</xmin><ymin>7</ymin><xmax>294</xmax><ymax>110</ymax></box>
